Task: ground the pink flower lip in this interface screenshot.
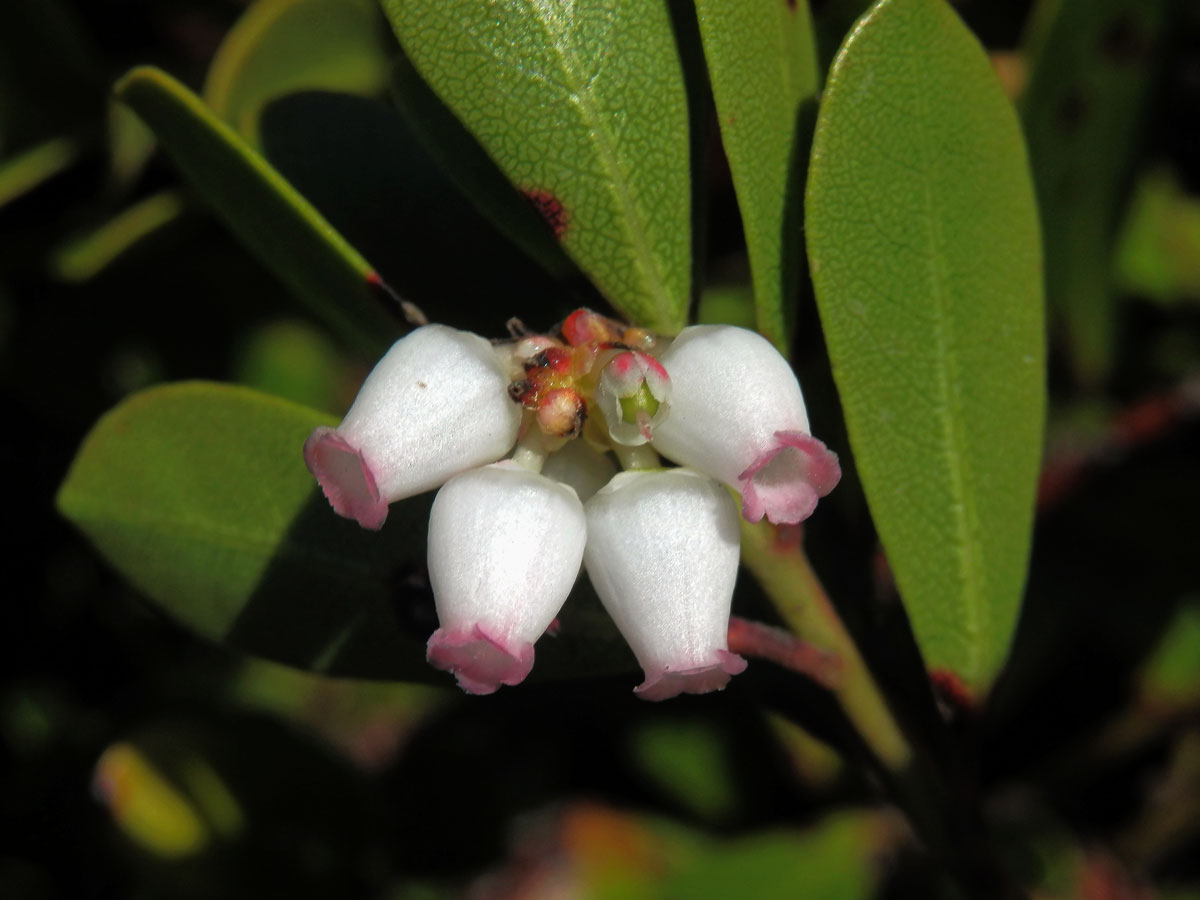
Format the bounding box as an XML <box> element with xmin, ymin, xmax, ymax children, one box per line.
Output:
<box><xmin>737</xmin><ymin>431</ymin><xmax>842</xmax><ymax>525</ymax></box>
<box><xmin>634</xmin><ymin>651</ymin><xmax>748</xmax><ymax>702</ymax></box>
<box><xmin>426</xmin><ymin>624</ymin><xmax>535</xmax><ymax>695</ymax></box>
<box><xmin>303</xmin><ymin>426</ymin><xmax>388</xmax><ymax>530</ymax></box>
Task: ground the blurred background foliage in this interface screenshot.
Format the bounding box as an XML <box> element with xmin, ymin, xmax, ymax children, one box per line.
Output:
<box><xmin>5</xmin><ymin>0</ymin><xmax>1200</xmax><ymax>897</ymax></box>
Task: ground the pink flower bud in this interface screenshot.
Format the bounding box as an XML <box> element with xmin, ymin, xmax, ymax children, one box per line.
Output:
<box><xmin>303</xmin><ymin>325</ymin><xmax>521</xmax><ymax>530</ymax></box>
<box><xmin>426</xmin><ymin>463</ymin><xmax>587</xmax><ymax>694</ymax></box>
<box><xmin>583</xmin><ymin>468</ymin><xmax>747</xmax><ymax>700</ymax></box>
<box><xmin>595</xmin><ymin>351</ymin><xmax>671</xmax><ymax>446</ymax></box>
<box><xmin>650</xmin><ymin>325</ymin><xmax>841</xmax><ymax>525</ymax></box>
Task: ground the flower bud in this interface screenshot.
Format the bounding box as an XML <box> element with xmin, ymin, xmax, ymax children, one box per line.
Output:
<box><xmin>304</xmin><ymin>325</ymin><xmax>521</xmax><ymax>530</ymax></box>
<box><xmin>596</xmin><ymin>351</ymin><xmax>671</xmax><ymax>446</ymax></box>
<box><xmin>426</xmin><ymin>463</ymin><xmax>587</xmax><ymax>694</ymax></box>
<box><xmin>583</xmin><ymin>468</ymin><xmax>746</xmax><ymax>700</ymax></box>
<box><xmin>650</xmin><ymin>325</ymin><xmax>841</xmax><ymax>525</ymax></box>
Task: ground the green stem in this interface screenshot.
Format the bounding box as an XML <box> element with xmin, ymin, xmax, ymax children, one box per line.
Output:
<box><xmin>613</xmin><ymin>442</ymin><xmax>660</xmax><ymax>471</ymax></box>
<box><xmin>739</xmin><ymin>519</ymin><xmax>910</xmax><ymax>769</ymax></box>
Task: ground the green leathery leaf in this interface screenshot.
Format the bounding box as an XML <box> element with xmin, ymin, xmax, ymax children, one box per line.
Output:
<box><xmin>805</xmin><ymin>0</ymin><xmax>1044</xmax><ymax>693</ymax></box>
<box><xmin>57</xmin><ymin>382</ymin><xmax>633</xmax><ymax>683</ymax></box>
<box><xmin>693</xmin><ymin>0</ymin><xmax>819</xmax><ymax>353</ymax></box>
<box><xmin>380</xmin><ymin>0</ymin><xmax>692</xmax><ymax>334</ymax></box>
<box><xmin>1020</xmin><ymin>0</ymin><xmax>1169</xmax><ymax>386</ymax></box>
<box><xmin>387</xmin><ymin>51</ymin><xmax>576</xmax><ymax>282</ymax></box>
<box><xmin>204</xmin><ymin>0</ymin><xmax>391</xmax><ymax>144</ymax></box>
<box><xmin>56</xmin><ymin>382</ymin><xmax>431</xmax><ymax>681</ymax></box>
<box><xmin>115</xmin><ymin>66</ymin><xmax>401</xmax><ymax>356</ymax></box>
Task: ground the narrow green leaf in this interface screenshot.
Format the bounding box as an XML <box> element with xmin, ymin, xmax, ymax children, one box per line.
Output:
<box><xmin>380</xmin><ymin>0</ymin><xmax>692</xmax><ymax>333</ymax></box>
<box><xmin>1020</xmin><ymin>0</ymin><xmax>1170</xmax><ymax>386</ymax></box>
<box><xmin>204</xmin><ymin>0</ymin><xmax>391</xmax><ymax>144</ymax></box>
<box><xmin>694</xmin><ymin>0</ymin><xmax>819</xmax><ymax>353</ymax></box>
<box><xmin>107</xmin><ymin>100</ymin><xmax>158</xmax><ymax>187</ymax></box>
<box><xmin>58</xmin><ymin>382</ymin><xmax>632</xmax><ymax>683</ymax></box>
<box><xmin>806</xmin><ymin>0</ymin><xmax>1045</xmax><ymax>693</ymax></box>
<box><xmin>115</xmin><ymin>66</ymin><xmax>402</xmax><ymax>355</ymax></box>
<box><xmin>0</xmin><ymin>136</ymin><xmax>78</xmax><ymax>208</ymax></box>
<box><xmin>49</xmin><ymin>190</ymin><xmax>186</xmax><ymax>283</ymax></box>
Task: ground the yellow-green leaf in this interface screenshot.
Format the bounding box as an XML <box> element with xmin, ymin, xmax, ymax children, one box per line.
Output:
<box><xmin>694</xmin><ymin>0</ymin><xmax>819</xmax><ymax>353</ymax></box>
<box><xmin>806</xmin><ymin>0</ymin><xmax>1045</xmax><ymax>694</ymax></box>
<box><xmin>380</xmin><ymin>0</ymin><xmax>692</xmax><ymax>333</ymax></box>
<box><xmin>116</xmin><ymin>66</ymin><xmax>402</xmax><ymax>355</ymax></box>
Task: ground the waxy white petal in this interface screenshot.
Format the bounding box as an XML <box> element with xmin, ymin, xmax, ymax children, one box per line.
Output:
<box><xmin>651</xmin><ymin>325</ymin><xmax>840</xmax><ymax>524</ymax></box>
<box><xmin>583</xmin><ymin>468</ymin><xmax>746</xmax><ymax>700</ymax></box>
<box><xmin>304</xmin><ymin>324</ymin><xmax>521</xmax><ymax>529</ymax></box>
<box><xmin>426</xmin><ymin>462</ymin><xmax>586</xmax><ymax>694</ymax></box>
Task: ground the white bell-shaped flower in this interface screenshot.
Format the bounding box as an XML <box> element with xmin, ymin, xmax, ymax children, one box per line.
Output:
<box><xmin>426</xmin><ymin>462</ymin><xmax>587</xmax><ymax>694</ymax></box>
<box><xmin>583</xmin><ymin>468</ymin><xmax>746</xmax><ymax>700</ymax></box>
<box><xmin>650</xmin><ymin>325</ymin><xmax>841</xmax><ymax>525</ymax></box>
<box><xmin>303</xmin><ymin>324</ymin><xmax>521</xmax><ymax>530</ymax></box>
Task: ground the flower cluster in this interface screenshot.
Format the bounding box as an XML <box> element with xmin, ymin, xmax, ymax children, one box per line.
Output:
<box><xmin>303</xmin><ymin>310</ymin><xmax>840</xmax><ymax>699</ymax></box>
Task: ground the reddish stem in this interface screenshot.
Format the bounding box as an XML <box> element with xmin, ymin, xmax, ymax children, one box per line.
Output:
<box><xmin>727</xmin><ymin>615</ymin><xmax>843</xmax><ymax>690</ymax></box>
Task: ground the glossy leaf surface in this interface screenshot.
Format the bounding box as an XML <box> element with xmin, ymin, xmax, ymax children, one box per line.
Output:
<box><xmin>57</xmin><ymin>382</ymin><xmax>631</xmax><ymax>683</ymax></box>
<box><xmin>204</xmin><ymin>0</ymin><xmax>391</xmax><ymax>143</ymax></box>
<box><xmin>694</xmin><ymin>0</ymin><xmax>819</xmax><ymax>352</ymax></box>
<box><xmin>806</xmin><ymin>0</ymin><xmax>1044</xmax><ymax>692</ymax></box>
<box><xmin>1021</xmin><ymin>0</ymin><xmax>1169</xmax><ymax>385</ymax></box>
<box><xmin>380</xmin><ymin>0</ymin><xmax>692</xmax><ymax>333</ymax></box>
<box><xmin>115</xmin><ymin>66</ymin><xmax>401</xmax><ymax>355</ymax></box>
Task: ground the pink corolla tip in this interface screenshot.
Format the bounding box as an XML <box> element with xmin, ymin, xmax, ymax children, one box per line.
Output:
<box><xmin>303</xmin><ymin>426</ymin><xmax>387</xmax><ymax>530</ymax></box>
<box><xmin>426</xmin><ymin>625</ymin><xmax>535</xmax><ymax>695</ymax></box>
<box><xmin>634</xmin><ymin>651</ymin><xmax>748</xmax><ymax>702</ymax></box>
<box><xmin>738</xmin><ymin>431</ymin><xmax>842</xmax><ymax>525</ymax></box>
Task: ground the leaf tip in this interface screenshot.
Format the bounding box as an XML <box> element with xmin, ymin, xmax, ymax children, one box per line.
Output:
<box><xmin>113</xmin><ymin>64</ymin><xmax>167</xmax><ymax>100</ymax></box>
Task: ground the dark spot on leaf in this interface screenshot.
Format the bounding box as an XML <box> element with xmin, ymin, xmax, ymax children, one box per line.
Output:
<box><xmin>523</xmin><ymin>188</ymin><xmax>569</xmax><ymax>239</ymax></box>
<box><xmin>930</xmin><ymin>668</ymin><xmax>975</xmax><ymax>718</ymax></box>
<box><xmin>1054</xmin><ymin>88</ymin><xmax>1088</xmax><ymax>135</ymax></box>
<box><xmin>786</xmin><ymin>0</ymin><xmax>796</xmax><ymax>9</ymax></box>
<box><xmin>1099</xmin><ymin>14</ymin><xmax>1146</xmax><ymax>66</ymax></box>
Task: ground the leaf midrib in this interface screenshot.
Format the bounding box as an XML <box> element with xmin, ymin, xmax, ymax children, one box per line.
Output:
<box><xmin>525</xmin><ymin>0</ymin><xmax>676</xmax><ymax>325</ymax></box>
<box><xmin>912</xmin><ymin>58</ymin><xmax>987</xmax><ymax>681</ymax></box>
